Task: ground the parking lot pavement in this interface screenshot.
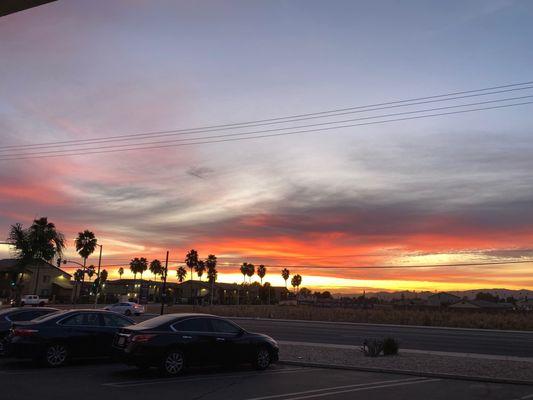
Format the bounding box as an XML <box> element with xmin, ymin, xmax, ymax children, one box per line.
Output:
<box><xmin>1</xmin><ymin>358</ymin><xmax>532</xmax><ymax>400</ymax></box>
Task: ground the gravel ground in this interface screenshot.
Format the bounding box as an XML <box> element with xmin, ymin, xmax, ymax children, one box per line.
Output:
<box><xmin>280</xmin><ymin>343</ymin><xmax>533</xmax><ymax>383</ymax></box>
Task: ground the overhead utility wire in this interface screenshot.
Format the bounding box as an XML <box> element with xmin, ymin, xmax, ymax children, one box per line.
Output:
<box><xmin>1</xmin><ymin>99</ymin><xmax>532</xmax><ymax>161</ymax></box>
<box><xmin>1</xmin><ymin>81</ymin><xmax>533</xmax><ymax>151</ymax></box>
<box><xmin>3</xmin><ymin>94</ymin><xmax>533</xmax><ymax>158</ymax></box>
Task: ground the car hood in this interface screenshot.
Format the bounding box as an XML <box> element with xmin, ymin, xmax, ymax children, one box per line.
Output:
<box><xmin>247</xmin><ymin>332</ymin><xmax>278</xmax><ymax>343</ymax></box>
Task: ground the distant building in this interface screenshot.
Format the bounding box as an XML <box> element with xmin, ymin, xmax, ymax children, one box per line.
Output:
<box><xmin>449</xmin><ymin>299</ymin><xmax>514</xmax><ymax>311</ymax></box>
<box><xmin>0</xmin><ymin>258</ymin><xmax>72</xmax><ymax>302</ymax></box>
<box><xmin>426</xmin><ymin>292</ymin><xmax>461</xmax><ymax>307</ymax></box>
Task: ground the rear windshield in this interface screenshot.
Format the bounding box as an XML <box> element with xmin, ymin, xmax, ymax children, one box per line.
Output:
<box><xmin>31</xmin><ymin>311</ymin><xmax>65</xmax><ymax>322</ymax></box>
<box><xmin>129</xmin><ymin>315</ymin><xmax>175</xmax><ymax>330</ymax></box>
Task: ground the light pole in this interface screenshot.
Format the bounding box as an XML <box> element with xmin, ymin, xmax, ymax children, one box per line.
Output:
<box><xmin>160</xmin><ymin>251</ymin><xmax>169</xmax><ymax>316</ymax></box>
<box><xmin>94</xmin><ymin>244</ymin><xmax>103</xmax><ymax>309</ymax></box>
<box><xmin>62</xmin><ymin>259</ymin><xmax>85</xmax><ymax>304</ymax></box>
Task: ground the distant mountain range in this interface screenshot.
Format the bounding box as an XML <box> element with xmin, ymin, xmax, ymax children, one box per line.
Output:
<box><xmin>334</xmin><ymin>289</ymin><xmax>533</xmax><ymax>300</ymax></box>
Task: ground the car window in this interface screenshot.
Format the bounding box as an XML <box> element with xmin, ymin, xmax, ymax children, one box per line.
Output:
<box><xmin>8</xmin><ymin>310</ymin><xmax>50</xmax><ymax>322</ymax></box>
<box><xmin>172</xmin><ymin>318</ymin><xmax>212</xmax><ymax>333</ymax></box>
<box><xmin>210</xmin><ymin>318</ymin><xmax>241</xmax><ymax>334</ymax></box>
<box><xmin>60</xmin><ymin>313</ymin><xmax>102</xmax><ymax>327</ymax></box>
<box><xmin>102</xmin><ymin>314</ymin><xmax>131</xmax><ymax>327</ymax></box>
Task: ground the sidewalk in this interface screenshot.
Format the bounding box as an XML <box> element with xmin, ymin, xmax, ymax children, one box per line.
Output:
<box><xmin>279</xmin><ymin>341</ymin><xmax>533</xmax><ymax>385</ymax></box>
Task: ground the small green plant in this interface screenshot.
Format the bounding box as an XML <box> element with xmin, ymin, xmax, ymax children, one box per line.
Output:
<box><xmin>383</xmin><ymin>337</ymin><xmax>399</xmax><ymax>356</ymax></box>
<box><xmin>362</xmin><ymin>338</ymin><xmax>384</xmax><ymax>357</ymax></box>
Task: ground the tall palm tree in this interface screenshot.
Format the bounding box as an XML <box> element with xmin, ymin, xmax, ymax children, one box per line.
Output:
<box><xmin>195</xmin><ymin>260</ymin><xmax>206</xmax><ymax>281</ymax></box>
<box><xmin>240</xmin><ymin>262</ymin><xmax>248</xmax><ymax>284</ymax></box>
<box><xmin>129</xmin><ymin>258</ymin><xmax>140</xmax><ymax>280</ymax></box>
<box><xmin>257</xmin><ymin>265</ymin><xmax>266</xmax><ymax>285</ymax></box>
<box><xmin>149</xmin><ymin>259</ymin><xmax>163</xmax><ymax>298</ymax></box>
<box><xmin>185</xmin><ymin>249</ymin><xmax>199</xmax><ymax>303</ymax></box>
<box><xmin>281</xmin><ymin>268</ymin><xmax>290</xmax><ymax>289</ymax></box>
<box><xmin>138</xmin><ymin>257</ymin><xmax>148</xmax><ymax>280</ymax></box>
<box><xmin>206</xmin><ymin>254</ymin><xmax>218</xmax><ymax>305</ymax></box>
<box><xmin>8</xmin><ymin>217</ymin><xmax>65</xmax><ymax>298</ymax></box>
<box><xmin>118</xmin><ymin>267</ymin><xmax>124</xmax><ymax>280</ymax></box>
<box><xmin>73</xmin><ymin>268</ymin><xmax>84</xmax><ymax>303</ymax></box>
<box><xmin>86</xmin><ymin>265</ymin><xmax>96</xmax><ymax>281</ymax></box>
<box><xmin>75</xmin><ymin>230</ymin><xmax>98</xmax><ymax>291</ymax></box>
<box><xmin>176</xmin><ymin>266</ymin><xmax>187</xmax><ymax>283</ymax></box>
<box><xmin>246</xmin><ymin>263</ymin><xmax>255</xmax><ymax>283</ymax></box>
<box><xmin>291</xmin><ymin>274</ymin><xmax>302</xmax><ymax>295</ymax></box>
<box><xmin>149</xmin><ymin>259</ymin><xmax>163</xmax><ymax>280</ymax></box>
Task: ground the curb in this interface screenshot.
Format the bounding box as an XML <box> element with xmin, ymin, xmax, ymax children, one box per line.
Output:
<box><xmin>278</xmin><ymin>360</ymin><xmax>533</xmax><ymax>386</ymax></box>
<box><xmin>230</xmin><ymin>316</ymin><xmax>533</xmax><ymax>335</ymax></box>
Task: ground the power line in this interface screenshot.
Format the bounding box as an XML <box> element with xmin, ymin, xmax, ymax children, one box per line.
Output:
<box><xmin>2</xmin><ymin>99</ymin><xmax>532</xmax><ymax>161</ymax></box>
<box><xmin>3</xmin><ymin>94</ymin><xmax>532</xmax><ymax>158</ymax></box>
<box><xmin>2</xmin><ymin>83</ymin><xmax>533</xmax><ymax>152</ymax></box>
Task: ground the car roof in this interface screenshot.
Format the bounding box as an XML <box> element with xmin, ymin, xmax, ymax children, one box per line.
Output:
<box><xmin>126</xmin><ymin>313</ymin><xmax>225</xmax><ymax>330</ymax></box>
<box><xmin>0</xmin><ymin>307</ymin><xmax>59</xmax><ymax>315</ymax></box>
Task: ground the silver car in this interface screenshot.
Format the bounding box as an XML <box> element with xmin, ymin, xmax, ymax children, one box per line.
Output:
<box><xmin>104</xmin><ymin>302</ymin><xmax>145</xmax><ymax>316</ymax></box>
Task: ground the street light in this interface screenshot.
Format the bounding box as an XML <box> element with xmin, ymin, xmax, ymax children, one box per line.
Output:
<box><xmin>94</xmin><ymin>244</ymin><xmax>103</xmax><ymax>309</ymax></box>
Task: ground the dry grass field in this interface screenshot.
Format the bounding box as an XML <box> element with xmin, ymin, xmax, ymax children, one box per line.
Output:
<box><xmin>147</xmin><ymin>304</ymin><xmax>533</xmax><ymax>331</ymax></box>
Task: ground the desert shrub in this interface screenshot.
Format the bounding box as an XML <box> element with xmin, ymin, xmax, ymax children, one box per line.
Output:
<box><xmin>383</xmin><ymin>337</ymin><xmax>399</xmax><ymax>355</ymax></box>
<box><xmin>362</xmin><ymin>338</ymin><xmax>384</xmax><ymax>357</ymax></box>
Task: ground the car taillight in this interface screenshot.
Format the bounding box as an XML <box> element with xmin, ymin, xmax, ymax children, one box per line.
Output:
<box><xmin>13</xmin><ymin>328</ymin><xmax>39</xmax><ymax>337</ymax></box>
<box><xmin>131</xmin><ymin>334</ymin><xmax>155</xmax><ymax>343</ymax></box>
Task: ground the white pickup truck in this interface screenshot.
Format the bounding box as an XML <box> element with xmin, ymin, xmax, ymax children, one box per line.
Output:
<box><xmin>19</xmin><ymin>295</ymin><xmax>49</xmax><ymax>307</ymax></box>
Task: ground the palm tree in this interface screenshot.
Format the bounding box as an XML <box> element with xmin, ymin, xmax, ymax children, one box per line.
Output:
<box><xmin>176</xmin><ymin>266</ymin><xmax>187</xmax><ymax>283</ymax></box>
<box><xmin>7</xmin><ymin>217</ymin><xmax>66</xmax><ymax>298</ymax></box>
<box><xmin>291</xmin><ymin>274</ymin><xmax>302</xmax><ymax>295</ymax></box>
<box><xmin>206</xmin><ymin>254</ymin><xmax>218</xmax><ymax>305</ymax></box>
<box><xmin>257</xmin><ymin>265</ymin><xmax>266</xmax><ymax>285</ymax></box>
<box><xmin>195</xmin><ymin>260</ymin><xmax>206</xmax><ymax>281</ymax></box>
<box><xmin>138</xmin><ymin>257</ymin><xmax>148</xmax><ymax>280</ymax></box>
<box><xmin>240</xmin><ymin>263</ymin><xmax>249</xmax><ymax>284</ymax></box>
<box><xmin>73</xmin><ymin>268</ymin><xmax>84</xmax><ymax>303</ymax></box>
<box><xmin>281</xmin><ymin>268</ymin><xmax>290</xmax><ymax>289</ymax></box>
<box><xmin>185</xmin><ymin>249</ymin><xmax>199</xmax><ymax>303</ymax></box>
<box><xmin>129</xmin><ymin>258</ymin><xmax>140</xmax><ymax>280</ymax></box>
<box><xmin>246</xmin><ymin>263</ymin><xmax>255</xmax><ymax>283</ymax></box>
<box><xmin>75</xmin><ymin>230</ymin><xmax>98</xmax><ymax>291</ymax></box>
<box><xmin>149</xmin><ymin>259</ymin><xmax>163</xmax><ymax>280</ymax></box>
<box><xmin>86</xmin><ymin>265</ymin><xmax>96</xmax><ymax>281</ymax></box>
<box><xmin>118</xmin><ymin>267</ymin><xmax>124</xmax><ymax>280</ymax></box>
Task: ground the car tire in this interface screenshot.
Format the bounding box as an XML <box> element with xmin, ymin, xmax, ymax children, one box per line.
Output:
<box><xmin>43</xmin><ymin>343</ymin><xmax>69</xmax><ymax>367</ymax></box>
<box><xmin>253</xmin><ymin>347</ymin><xmax>271</xmax><ymax>370</ymax></box>
<box><xmin>160</xmin><ymin>349</ymin><xmax>185</xmax><ymax>376</ymax></box>
<box><xmin>20</xmin><ymin>302</ymin><xmax>25</xmax><ymax>307</ymax></box>
<box><xmin>125</xmin><ymin>309</ymin><xmax>132</xmax><ymax>316</ymax></box>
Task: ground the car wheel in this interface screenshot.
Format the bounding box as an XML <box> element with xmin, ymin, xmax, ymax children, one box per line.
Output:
<box><xmin>125</xmin><ymin>309</ymin><xmax>132</xmax><ymax>316</ymax></box>
<box><xmin>254</xmin><ymin>347</ymin><xmax>271</xmax><ymax>370</ymax></box>
<box><xmin>160</xmin><ymin>350</ymin><xmax>185</xmax><ymax>376</ymax></box>
<box><xmin>44</xmin><ymin>343</ymin><xmax>68</xmax><ymax>367</ymax></box>
<box><xmin>20</xmin><ymin>302</ymin><xmax>25</xmax><ymax>307</ymax></box>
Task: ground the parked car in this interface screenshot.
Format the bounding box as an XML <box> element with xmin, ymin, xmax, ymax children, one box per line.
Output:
<box><xmin>113</xmin><ymin>313</ymin><xmax>279</xmax><ymax>376</ymax></box>
<box><xmin>6</xmin><ymin>309</ymin><xmax>134</xmax><ymax>367</ymax></box>
<box><xmin>103</xmin><ymin>302</ymin><xmax>145</xmax><ymax>316</ymax></box>
<box><xmin>0</xmin><ymin>307</ymin><xmax>59</xmax><ymax>355</ymax></box>
<box><xmin>13</xmin><ymin>295</ymin><xmax>49</xmax><ymax>307</ymax></box>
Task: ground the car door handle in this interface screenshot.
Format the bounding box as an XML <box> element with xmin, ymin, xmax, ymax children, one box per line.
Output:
<box><xmin>182</xmin><ymin>335</ymin><xmax>193</xmax><ymax>339</ymax></box>
<box><xmin>216</xmin><ymin>337</ymin><xmax>225</xmax><ymax>342</ymax></box>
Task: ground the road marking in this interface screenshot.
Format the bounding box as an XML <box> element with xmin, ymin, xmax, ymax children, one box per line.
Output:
<box><xmin>103</xmin><ymin>367</ymin><xmax>313</xmax><ymax>387</ymax></box>
<box><xmin>282</xmin><ymin>379</ymin><xmax>441</xmax><ymax>400</ymax></box>
<box><xmin>244</xmin><ymin>377</ymin><xmax>433</xmax><ymax>400</ymax></box>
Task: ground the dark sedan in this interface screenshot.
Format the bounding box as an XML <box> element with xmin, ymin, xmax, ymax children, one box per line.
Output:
<box><xmin>7</xmin><ymin>309</ymin><xmax>134</xmax><ymax>367</ymax></box>
<box><xmin>0</xmin><ymin>307</ymin><xmax>59</xmax><ymax>355</ymax></box>
<box><xmin>113</xmin><ymin>313</ymin><xmax>279</xmax><ymax>376</ymax></box>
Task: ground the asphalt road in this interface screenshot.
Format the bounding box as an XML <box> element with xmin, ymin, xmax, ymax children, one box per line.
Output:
<box><xmin>228</xmin><ymin>318</ymin><xmax>533</xmax><ymax>357</ymax></box>
<box><xmin>1</xmin><ymin>358</ymin><xmax>531</xmax><ymax>400</ymax></box>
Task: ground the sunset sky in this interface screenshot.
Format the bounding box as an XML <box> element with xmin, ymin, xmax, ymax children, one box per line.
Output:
<box><xmin>1</xmin><ymin>0</ymin><xmax>533</xmax><ymax>293</ymax></box>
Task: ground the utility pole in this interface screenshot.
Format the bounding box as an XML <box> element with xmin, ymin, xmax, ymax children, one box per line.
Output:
<box><xmin>160</xmin><ymin>251</ymin><xmax>169</xmax><ymax>315</ymax></box>
<box><xmin>93</xmin><ymin>244</ymin><xmax>103</xmax><ymax>309</ymax></box>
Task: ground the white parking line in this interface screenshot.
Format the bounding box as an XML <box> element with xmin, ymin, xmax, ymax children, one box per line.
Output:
<box><xmin>513</xmin><ymin>394</ymin><xmax>533</xmax><ymax>400</ymax></box>
<box><xmin>245</xmin><ymin>378</ymin><xmax>440</xmax><ymax>400</ymax></box>
<box><xmin>103</xmin><ymin>367</ymin><xmax>314</xmax><ymax>388</ymax></box>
